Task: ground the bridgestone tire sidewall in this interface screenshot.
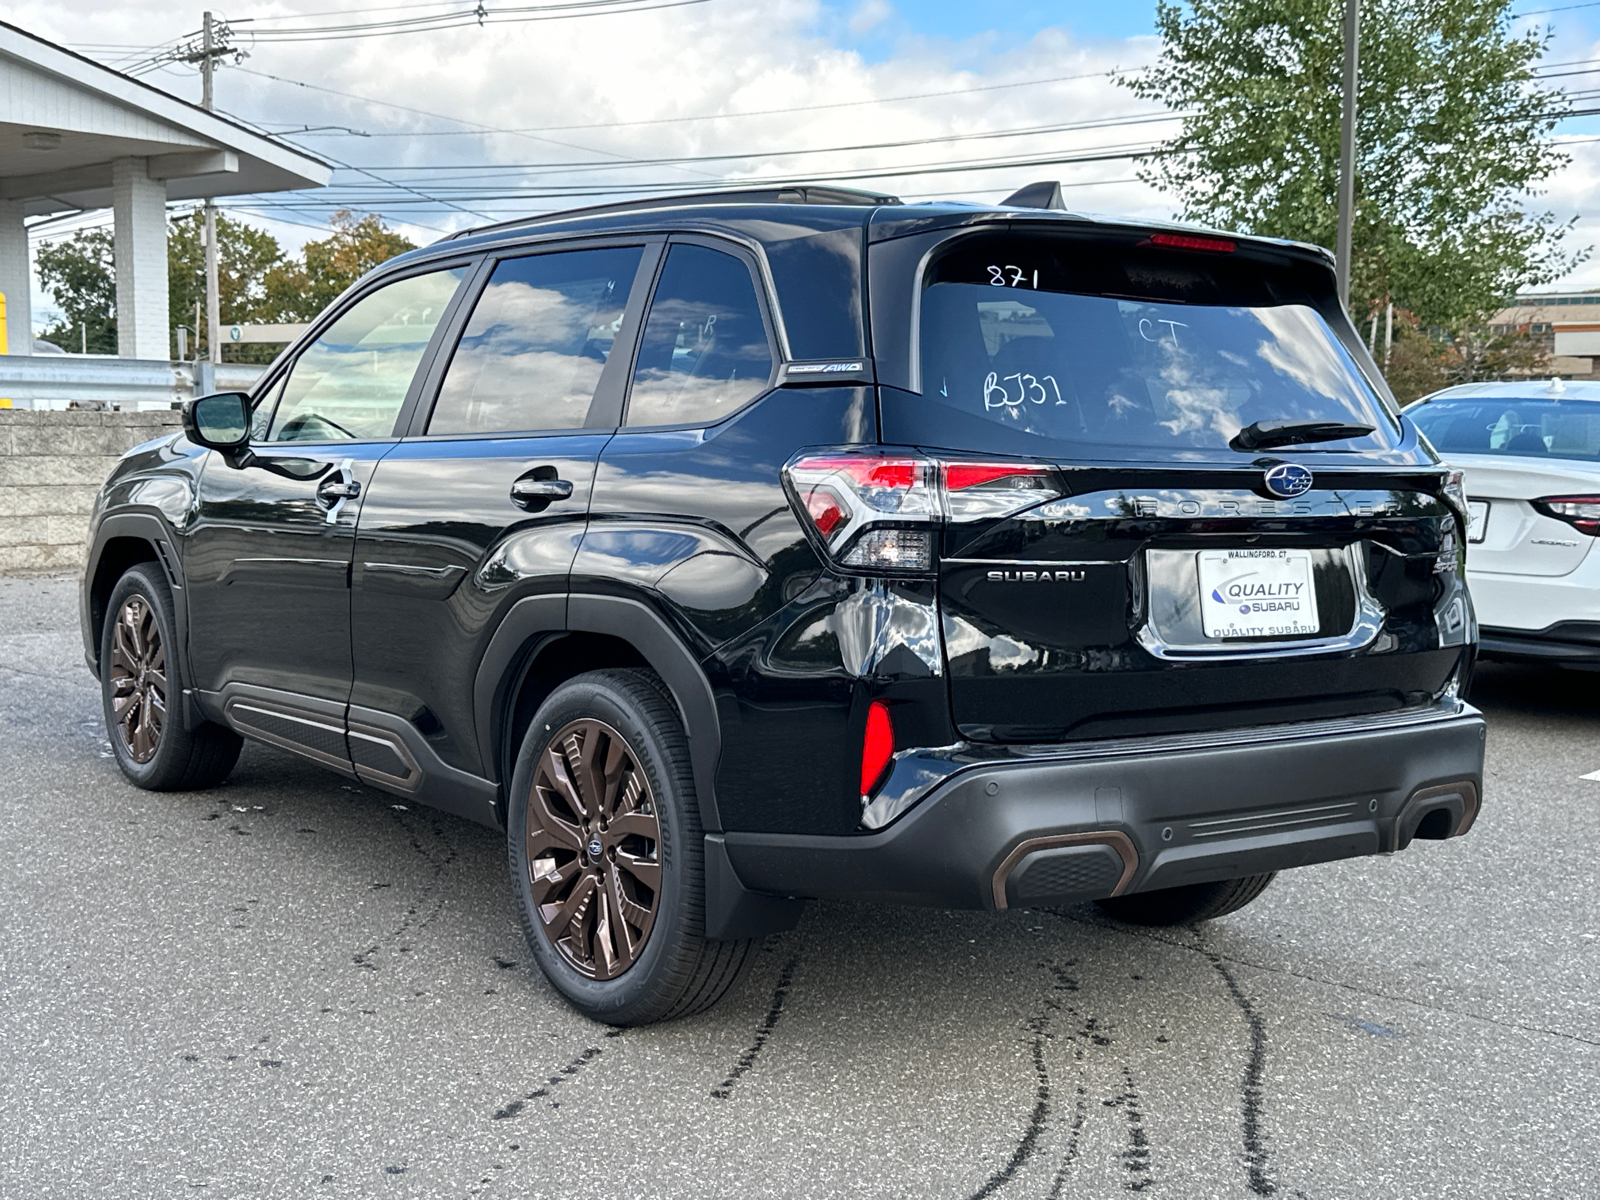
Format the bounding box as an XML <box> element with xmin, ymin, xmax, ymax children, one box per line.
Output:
<box><xmin>507</xmin><ymin>671</ymin><xmax>700</xmax><ymax>1025</ymax></box>
<box><xmin>102</xmin><ymin>564</ymin><xmax>185</xmax><ymax>788</ymax></box>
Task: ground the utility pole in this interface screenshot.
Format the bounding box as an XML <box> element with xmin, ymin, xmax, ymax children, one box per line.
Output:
<box><xmin>201</xmin><ymin>12</ymin><xmax>222</xmax><ymax>369</ymax></box>
<box><xmin>1335</xmin><ymin>0</ymin><xmax>1360</xmax><ymax>312</ymax></box>
<box><xmin>174</xmin><ymin>11</ymin><xmax>235</xmax><ymax>374</ymax></box>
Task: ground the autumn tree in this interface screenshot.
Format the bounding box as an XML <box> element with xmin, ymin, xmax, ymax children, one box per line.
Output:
<box><xmin>261</xmin><ymin>211</ymin><xmax>416</xmax><ymax>321</ymax></box>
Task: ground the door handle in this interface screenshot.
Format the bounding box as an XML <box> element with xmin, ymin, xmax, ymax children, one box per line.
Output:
<box><xmin>317</xmin><ymin>478</ymin><xmax>362</xmax><ymax>501</ymax></box>
<box><xmin>317</xmin><ymin>460</ymin><xmax>360</xmax><ymax>524</ymax></box>
<box><xmin>510</xmin><ymin>478</ymin><xmax>574</xmax><ymax>503</ymax></box>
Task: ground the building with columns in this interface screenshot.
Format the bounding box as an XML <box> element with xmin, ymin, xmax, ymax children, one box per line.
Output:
<box><xmin>0</xmin><ymin>20</ymin><xmax>330</xmax><ymax>360</ymax></box>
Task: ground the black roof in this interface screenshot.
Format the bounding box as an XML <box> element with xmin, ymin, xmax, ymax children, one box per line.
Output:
<box><xmin>442</xmin><ymin>185</ymin><xmax>901</xmax><ymax>242</ymax></box>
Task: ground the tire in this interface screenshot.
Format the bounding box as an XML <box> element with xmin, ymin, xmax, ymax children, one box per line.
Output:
<box><xmin>1095</xmin><ymin>872</ymin><xmax>1277</xmax><ymax>926</ymax></box>
<box><xmin>507</xmin><ymin>668</ymin><xmax>753</xmax><ymax>1025</ymax></box>
<box><xmin>101</xmin><ymin>563</ymin><xmax>242</xmax><ymax>791</ymax></box>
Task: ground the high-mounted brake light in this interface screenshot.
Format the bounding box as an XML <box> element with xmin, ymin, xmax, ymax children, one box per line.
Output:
<box><xmin>784</xmin><ymin>453</ymin><xmax>1062</xmax><ymax>573</ymax></box>
<box><xmin>861</xmin><ymin>700</ymin><xmax>894</xmax><ymax>797</ymax></box>
<box><xmin>1141</xmin><ymin>232</ymin><xmax>1236</xmax><ymax>254</ymax></box>
<box><xmin>1535</xmin><ymin>495</ymin><xmax>1600</xmax><ymax>536</ymax></box>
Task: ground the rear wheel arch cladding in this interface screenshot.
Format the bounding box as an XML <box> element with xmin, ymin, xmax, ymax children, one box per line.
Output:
<box><xmin>567</xmin><ymin>596</ymin><xmax>726</xmax><ymax>834</ymax></box>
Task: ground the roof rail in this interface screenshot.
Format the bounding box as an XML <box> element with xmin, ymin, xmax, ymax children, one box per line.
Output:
<box><xmin>444</xmin><ymin>184</ymin><xmax>902</xmax><ymax>241</ymax></box>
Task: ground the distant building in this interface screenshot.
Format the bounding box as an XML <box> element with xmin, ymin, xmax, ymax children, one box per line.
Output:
<box><xmin>0</xmin><ymin>20</ymin><xmax>329</xmax><ymax>362</ymax></box>
<box><xmin>1489</xmin><ymin>290</ymin><xmax>1600</xmax><ymax>379</ymax></box>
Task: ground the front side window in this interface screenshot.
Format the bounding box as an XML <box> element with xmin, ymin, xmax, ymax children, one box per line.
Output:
<box><xmin>913</xmin><ymin>236</ymin><xmax>1396</xmax><ymax>457</ymax></box>
<box><xmin>626</xmin><ymin>244</ymin><xmax>774</xmax><ymax>428</ymax></box>
<box><xmin>428</xmin><ymin>246</ymin><xmax>644</xmax><ymax>435</ymax></box>
<box><xmin>265</xmin><ymin>267</ymin><xmax>467</xmax><ymax>443</ymax></box>
<box><xmin>1411</xmin><ymin>397</ymin><xmax>1600</xmax><ymax>461</ymax></box>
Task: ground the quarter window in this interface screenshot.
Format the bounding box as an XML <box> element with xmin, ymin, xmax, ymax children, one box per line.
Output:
<box><xmin>265</xmin><ymin>267</ymin><xmax>467</xmax><ymax>443</ymax></box>
<box><xmin>626</xmin><ymin>244</ymin><xmax>774</xmax><ymax>428</ymax></box>
<box><xmin>428</xmin><ymin>246</ymin><xmax>644</xmax><ymax>435</ymax></box>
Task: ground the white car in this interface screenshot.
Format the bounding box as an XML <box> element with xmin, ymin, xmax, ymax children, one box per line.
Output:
<box><xmin>1408</xmin><ymin>379</ymin><xmax>1600</xmax><ymax>667</ymax></box>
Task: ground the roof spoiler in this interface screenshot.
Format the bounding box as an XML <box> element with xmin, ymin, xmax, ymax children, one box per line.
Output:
<box><xmin>1001</xmin><ymin>180</ymin><xmax>1067</xmax><ymax>211</ymax></box>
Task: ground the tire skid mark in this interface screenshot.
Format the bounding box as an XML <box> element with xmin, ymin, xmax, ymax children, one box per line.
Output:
<box><xmin>1106</xmin><ymin>1065</ymin><xmax>1153</xmax><ymax>1191</ymax></box>
<box><xmin>1210</xmin><ymin>953</ymin><xmax>1276</xmax><ymax>1197</ymax></box>
<box><xmin>964</xmin><ymin>959</ymin><xmax>1084</xmax><ymax>1200</ymax></box>
<box><xmin>1044</xmin><ymin>1085</ymin><xmax>1088</xmax><ymax>1200</ymax></box>
<box><xmin>491</xmin><ymin>1030</ymin><xmax>623</xmax><ymax>1120</ymax></box>
<box><xmin>710</xmin><ymin>952</ymin><xmax>800</xmax><ymax>1099</ymax></box>
<box><xmin>352</xmin><ymin>808</ymin><xmax>458</xmax><ymax>971</ymax></box>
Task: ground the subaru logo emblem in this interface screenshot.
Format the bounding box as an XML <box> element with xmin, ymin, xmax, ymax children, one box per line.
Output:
<box><xmin>1263</xmin><ymin>462</ymin><xmax>1313</xmax><ymax>498</ymax></box>
<box><xmin>587</xmin><ymin>838</ymin><xmax>603</xmax><ymax>858</ymax></box>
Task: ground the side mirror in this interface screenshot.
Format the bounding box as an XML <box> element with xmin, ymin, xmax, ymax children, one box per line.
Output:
<box><xmin>182</xmin><ymin>392</ymin><xmax>251</xmax><ymax>452</ymax></box>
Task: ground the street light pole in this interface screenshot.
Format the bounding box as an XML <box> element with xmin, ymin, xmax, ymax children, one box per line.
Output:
<box><xmin>1336</xmin><ymin>0</ymin><xmax>1360</xmax><ymax>312</ymax></box>
<box><xmin>201</xmin><ymin>11</ymin><xmax>222</xmax><ymax>368</ymax></box>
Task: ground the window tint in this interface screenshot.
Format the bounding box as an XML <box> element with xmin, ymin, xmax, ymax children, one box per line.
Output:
<box><xmin>266</xmin><ymin>267</ymin><xmax>466</xmax><ymax>443</ymax></box>
<box><xmin>1411</xmin><ymin>397</ymin><xmax>1600</xmax><ymax>461</ymax></box>
<box><xmin>428</xmin><ymin>246</ymin><xmax>643</xmax><ymax>435</ymax></box>
<box><xmin>626</xmin><ymin>244</ymin><xmax>774</xmax><ymax>427</ymax></box>
<box><xmin>912</xmin><ymin>238</ymin><xmax>1394</xmax><ymax>457</ymax></box>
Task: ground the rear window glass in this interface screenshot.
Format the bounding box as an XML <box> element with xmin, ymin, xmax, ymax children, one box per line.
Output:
<box><xmin>1410</xmin><ymin>397</ymin><xmax>1600</xmax><ymax>461</ymax></box>
<box><xmin>912</xmin><ymin>237</ymin><xmax>1396</xmax><ymax>456</ymax></box>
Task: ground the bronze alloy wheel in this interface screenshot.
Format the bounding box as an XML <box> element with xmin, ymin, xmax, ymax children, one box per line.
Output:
<box><xmin>108</xmin><ymin>595</ymin><xmax>166</xmax><ymax>764</ymax></box>
<box><xmin>525</xmin><ymin>718</ymin><xmax>663</xmax><ymax>980</ymax></box>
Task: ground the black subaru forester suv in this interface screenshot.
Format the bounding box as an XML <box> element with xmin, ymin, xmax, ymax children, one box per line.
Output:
<box><xmin>82</xmin><ymin>185</ymin><xmax>1485</xmax><ymax>1024</ymax></box>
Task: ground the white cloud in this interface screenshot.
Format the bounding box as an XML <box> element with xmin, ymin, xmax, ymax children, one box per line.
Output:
<box><xmin>17</xmin><ymin>0</ymin><xmax>1600</xmax><ymax>333</ymax></box>
<box><xmin>847</xmin><ymin>0</ymin><xmax>894</xmax><ymax>36</ymax></box>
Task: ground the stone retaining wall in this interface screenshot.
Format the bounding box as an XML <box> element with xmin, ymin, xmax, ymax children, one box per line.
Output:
<box><xmin>0</xmin><ymin>409</ymin><xmax>183</xmax><ymax>574</ymax></box>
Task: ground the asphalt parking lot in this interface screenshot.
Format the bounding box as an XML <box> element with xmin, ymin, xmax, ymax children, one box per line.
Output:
<box><xmin>1</xmin><ymin>574</ymin><xmax>1596</xmax><ymax>1200</ymax></box>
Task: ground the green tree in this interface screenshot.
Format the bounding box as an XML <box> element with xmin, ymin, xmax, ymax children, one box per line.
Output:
<box><xmin>168</xmin><ymin>210</ymin><xmax>288</xmax><ymax>359</ymax></box>
<box><xmin>36</xmin><ymin>228</ymin><xmax>117</xmax><ymax>354</ymax></box>
<box><xmin>261</xmin><ymin>210</ymin><xmax>416</xmax><ymax>321</ymax></box>
<box><xmin>32</xmin><ymin>209</ymin><xmax>413</xmax><ymax>361</ymax></box>
<box><xmin>1122</xmin><ymin>0</ymin><xmax>1582</xmax><ymax>332</ymax></box>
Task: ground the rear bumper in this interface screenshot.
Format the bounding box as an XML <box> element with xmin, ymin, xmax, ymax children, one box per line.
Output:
<box><xmin>723</xmin><ymin>704</ymin><xmax>1486</xmax><ymax>910</ymax></box>
<box><xmin>1479</xmin><ymin>621</ymin><xmax>1600</xmax><ymax>666</ymax></box>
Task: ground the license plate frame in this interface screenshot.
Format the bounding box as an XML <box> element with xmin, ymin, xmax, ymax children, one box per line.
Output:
<box><xmin>1467</xmin><ymin>500</ymin><xmax>1489</xmax><ymax>544</ymax></box>
<box><xmin>1197</xmin><ymin>548</ymin><xmax>1321</xmax><ymax>640</ymax></box>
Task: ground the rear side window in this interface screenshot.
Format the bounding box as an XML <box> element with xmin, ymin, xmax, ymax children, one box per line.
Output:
<box><xmin>429</xmin><ymin>246</ymin><xmax>643</xmax><ymax>435</ymax></box>
<box><xmin>911</xmin><ymin>236</ymin><xmax>1396</xmax><ymax>457</ymax></box>
<box><xmin>266</xmin><ymin>267</ymin><xmax>467</xmax><ymax>443</ymax></box>
<box><xmin>1411</xmin><ymin>397</ymin><xmax>1600</xmax><ymax>461</ymax></box>
<box><xmin>625</xmin><ymin>244</ymin><xmax>774</xmax><ymax>427</ymax></box>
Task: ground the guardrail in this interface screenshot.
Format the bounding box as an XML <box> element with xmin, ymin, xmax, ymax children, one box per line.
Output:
<box><xmin>0</xmin><ymin>354</ymin><xmax>268</xmax><ymax>411</ymax></box>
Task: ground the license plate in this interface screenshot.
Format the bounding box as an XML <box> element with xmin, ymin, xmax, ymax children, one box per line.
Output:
<box><xmin>1467</xmin><ymin>500</ymin><xmax>1489</xmax><ymax>543</ymax></box>
<box><xmin>1197</xmin><ymin>548</ymin><xmax>1320</xmax><ymax>639</ymax></box>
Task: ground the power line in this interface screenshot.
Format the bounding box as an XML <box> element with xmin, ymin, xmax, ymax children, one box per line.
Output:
<box><xmin>226</xmin><ymin>65</ymin><xmax>725</xmax><ymax>184</ymax></box>
<box><xmin>230</xmin><ymin>62</ymin><xmax>1154</xmax><ymax>137</ymax></box>
<box><xmin>303</xmin><ymin>111</ymin><xmax>1187</xmax><ymax>174</ymax></box>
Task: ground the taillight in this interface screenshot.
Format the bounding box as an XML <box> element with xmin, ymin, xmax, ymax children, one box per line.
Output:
<box><xmin>786</xmin><ymin>454</ymin><xmax>940</xmax><ymax>572</ymax></box>
<box><xmin>784</xmin><ymin>452</ymin><xmax>1060</xmax><ymax>573</ymax></box>
<box><xmin>943</xmin><ymin>461</ymin><xmax>1058</xmax><ymax>520</ymax></box>
<box><xmin>861</xmin><ymin>700</ymin><xmax>893</xmax><ymax>797</ymax></box>
<box><xmin>1534</xmin><ymin>496</ymin><xmax>1600</xmax><ymax>536</ymax></box>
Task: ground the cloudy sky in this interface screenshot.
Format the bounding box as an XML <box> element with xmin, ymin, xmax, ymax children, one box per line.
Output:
<box><xmin>17</xmin><ymin>0</ymin><xmax>1600</xmax><ymax>328</ymax></box>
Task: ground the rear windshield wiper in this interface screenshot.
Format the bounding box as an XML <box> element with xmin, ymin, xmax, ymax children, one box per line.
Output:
<box><xmin>1230</xmin><ymin>419</ymin><xmax>1376</xmax><ymax>451</ymax></box>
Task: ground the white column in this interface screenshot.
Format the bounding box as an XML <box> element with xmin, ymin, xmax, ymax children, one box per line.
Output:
<box><xmin>0</xmin><ymin>200</ymin><xmax>31</xmax><ymax>356</ymax></box>
<box><xmin>112</xmin><ymin>158</ymin><xmax>169</xmax><ymax>360</ymax></box>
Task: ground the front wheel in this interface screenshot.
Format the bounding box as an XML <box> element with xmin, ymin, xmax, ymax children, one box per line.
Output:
<box><xmin>1095</xmin><ymin>873</ymin><xmax>1276</xmax><ymax>926</ymax></box>
<box><xmin>101</xmin><ymin>564</ymin><xmax>242</xmax><ymax>791</ymax></box>
<box><xmin>507</xmin><ymin>669</ymin><xmax>752</xmax><ymax>1025</ymax></box>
